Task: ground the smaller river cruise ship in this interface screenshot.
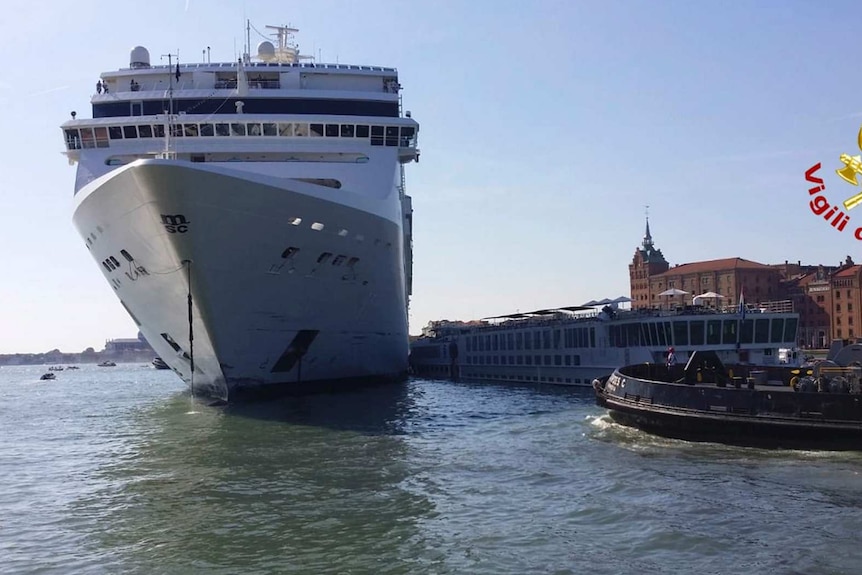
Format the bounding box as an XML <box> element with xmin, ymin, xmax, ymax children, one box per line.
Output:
<box><xmin>410</xmin><ymin>299</ymin><xmax>800</xmax><ymax>385</ymax></box>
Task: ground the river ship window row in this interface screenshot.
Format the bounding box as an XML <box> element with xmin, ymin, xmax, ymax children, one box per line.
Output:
<box><xmin>463</xmin><ymin>355</ymin><xmax>582</xmax><ymax>367</ymax></box>
<box><xmin>64</xmin><ymin>124</ymin><xmax>417</xmax><ymax>151</ymax></box>
<box><xmin>464</xmin><ymin>328</ymin><xmax>597</xmax><ymax>353</ymax></box>
<box><xmin>607</xmin><ymin>318</ymin><xmax>797</xmax><ymax>348</ymax></box>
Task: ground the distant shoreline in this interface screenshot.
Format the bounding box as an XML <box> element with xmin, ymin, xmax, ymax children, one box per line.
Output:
<box><xmin>0</xmin><ymin>349</ymin><xmax>157</xmax><ymax>366</ymax></box>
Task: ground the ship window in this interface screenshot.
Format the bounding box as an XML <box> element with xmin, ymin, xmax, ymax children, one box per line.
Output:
<box><xmin>784</xmin><ymin>318</ymin><xmax>798</xmax><ymax>342</ymax></box>
<box><xmin>153</xmin><ymin>124</ymin><xmax>165</xmax><ymax>138</ymax></box>
<box><xmin>325</xmin><ymin>124</ymin><xmax>339</xmax><ymax>137</ymax></box>
<box><xmin>278</xmin><ymin>122</ymin><xmax>294</xmax><ymax>136</ymax></box>
<box><xmin>706</xmin><ymin>320</ymin><xmax>721</xmax><ymax>344</ymax></box>
<box><xmin>109</xmin><ymin>126</ymin><xmax>124</xmax><ymax>140</ymax></box>
<box><xmin>648</xmin><ymin>323</ymin><xmax>658</xmax><ymax>346</ymax></box>
<box><xmin>247</xmin><ymin>123</ymin><xmax>262</xmax><ymax>136</ymax></box>
<box><xmin>262</xmin><ymin>123</ymin><xmax>277</xmax><ymax>136</ymax></box>
<box><xmin>138</xmin><ymin>125</ymin><xmax>153</xmax><ymax>138</ymax></box>
<box><xmin>722</xmin><ymin>319</ymin><xmax>737</xmax><ymax>345</ymax></box>
<box><xmin>110</xmin><ymin>256</ymin><xmax>120</xmax><ymax>267</ymax></box>
<box><xmin>340</xmin><ymin>124</ymin><xmax>355</xmax><ymax>137</ymax></box>
<box><xmin>317</xmin><ymin>252</ymin><xmax>332</xmax><ymax>263</ymax></box>
<box><xmin>673</xmin><ymin>321</ymin><xmax>688</xmax><ymax>346</ymax></box>
<box><xmin>754</xmin><ymin>319</ymin><xmax>770</xmax><ymax>343</ymax></box>
<box><xmin>371</xmin><ymin>125</ymin><xmax>384</xmax><ymax>146</ymax></box>
<box><xmin>310</xmin><ymin>123</ymin><xmax>324</xmax><ymax>137</ymax></box>
<box><xmin>281</xmin><ymin>246</ymin><xmax>299</xmax><ymax>259</ymax></box>
<box><xmin>121</xmin><ymin>249</ymin><xmax>134</xmax><ymax>262</ymax></box>
<box><xmin>690</xmin><ymin>321</ymin><xmax>704</xmax><ymax>345</ymax></box>
<box><xmin>230</xmin><ymin>123</ymin><xmax>246</xmax><ymax>136</ymax></box>
<box><xmin>385</xmin><ymin>126</ymin><xmax>399</xmax><ymax>146</ymax></box>
<box><xmin>400</xmin><ymin>126</ymin><xmax>415</xmax><ymax>145</ymax></box>
<box><xmin>770</xmin><ymin>318</ymin><xmax>785</xmax><ymax>343</ymax></box>
<box><xmin>288</xmin><ymin>217</ymin><xmax>302</xmax><ymax>225</ymax></box>
<box><xmin>94</xmin><ymin>127</ymin><xmax>110</xmax><ymax>147</ymax></box>
<box><xmin>740</xmin><ymin>319</ymin><xmax>754</xmax><ymax>344</ymax></box>
<box><xmin>294</xmin><ymin>123</ymin><xmax>309</xmax><ymax>137</ymax></box>
<box><xmin>356</xmin><ymin>125</ymin><xmax>369</xmax><ymax>138</ymax></box>
<box><xmin>171</xmin><ymin>124</ymin><xmax>183</xmax><ymax>137</ymax></box>
<box><xmin>311</xmin><ymin>222</ymin><xmax>324</xmax><ymax>231</ymax></box>
<box><xmin>184</xmin><ymin>124</ymin><xmax>199</xmax><ymax>137</ymax></box>
<box><xmin>338</xmin><ymin>228</ymin><xmax>349</xmax><ymax>237</ymax></box>
<box><xmin>200</xmin><ymin>123</ymin><xmax>214</xmax><ymax>137</ymax></box>
<box><xmin>215</xmin><ymin>123</ymin><xmax>230</xmax><ymax>136</ymax></box>
<box><xmin>65</xmin><ymin>129</ymin><xmax>82</xmax><ymax>150</ymax></box>
<box><xmin>332</xmin><ymin>255</ymin><xmax>346</xmax><ymax>266</ymax></box>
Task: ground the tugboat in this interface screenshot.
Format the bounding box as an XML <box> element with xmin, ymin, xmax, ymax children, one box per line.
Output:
<box><xmin>593</xmin><ymin>342</ymin><xmax>862</xmax><ymax>450</ymax></box>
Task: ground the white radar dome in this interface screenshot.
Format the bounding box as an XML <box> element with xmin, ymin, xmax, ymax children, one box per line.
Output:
<box><xmin>257</xmin><ymin>41</ymin><xmax>275</xmax><ymax>61</ymax></box>
<box><xmin>130</xmin><ymin>46</ymin><xmax>151</xmax><ymax>68</ymax></box>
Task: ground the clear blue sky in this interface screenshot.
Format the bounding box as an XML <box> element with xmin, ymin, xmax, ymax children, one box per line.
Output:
<box><xmin>1</xmin><ymin>0</ymin><xmax>860</xmax><ymax>353</ymax></box>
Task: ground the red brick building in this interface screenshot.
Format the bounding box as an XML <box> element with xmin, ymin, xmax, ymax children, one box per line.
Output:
<box><xmin>627</xmin><ymin>220</ymin><xmax>859</xmax><ymax>348</ymax></box>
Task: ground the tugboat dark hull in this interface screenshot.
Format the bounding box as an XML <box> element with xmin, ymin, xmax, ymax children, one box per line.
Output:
<box><xmin>593</xmin><ymin>350</ymin><xmax>862</xmax><ymax>450</ymax></box>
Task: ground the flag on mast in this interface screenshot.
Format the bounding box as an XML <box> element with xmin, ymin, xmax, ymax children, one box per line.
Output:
<box><xmin>738</xmin><ymin>288</ymin><xmax>746</xmax><ymax>318</ymax></box>
<box><xmin>175</xmin><ymin>62</ymin><xmax>181</xmax><ymax>81</ymax></box>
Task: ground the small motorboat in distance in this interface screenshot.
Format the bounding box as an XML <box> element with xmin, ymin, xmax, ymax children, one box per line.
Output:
<box><xmin>97</xmin><ymin>361</ymin><xmax>117</xmax><ymax>367</ymax></box>
<box><xmin>594</xmin><ymin>341</ymin><xmax>862</xmax><ymax>450</ymax></box>
<box><xmin>40</xmin><ymin>372</ymin><xmax>56</xmax><ymax>381</ymax></box>
<box><xmin>152</xmin><ymin>357</ymin><xmax>170</xmax><ymax>370</ymax></box>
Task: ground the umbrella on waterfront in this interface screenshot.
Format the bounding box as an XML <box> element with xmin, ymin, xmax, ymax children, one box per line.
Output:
<box><xmin>692</xmin><ymin>291</ymin><xmax>725</xmax><ymax>307</ymax></box>
<box><xmin>658</xmin><ymin>288</ymin><xmax>689</xmax><ymax>310</ymax></box>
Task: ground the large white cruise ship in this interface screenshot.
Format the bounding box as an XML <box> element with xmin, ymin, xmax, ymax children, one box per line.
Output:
<box><xmin>60</xmin><ymin>23</ymin><xmax>420</xmax><ymax>400</ymax></box>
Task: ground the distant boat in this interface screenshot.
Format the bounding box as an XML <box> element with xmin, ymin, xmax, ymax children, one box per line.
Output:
<box><xmin>152</xmin><ymin>357</ymin><xmax>170</xmax><ymax>370</ymax></box>
<box><xmin>40</xmin><ymin>372</ymin><xmax>56</xmax><ymax>380</ymax></box>
<box><xmin>66</xmin><ymin>366</ymin><xmax>80</xmax><ymax>370</ymax></box>
<box><xmin>97</xmin><ymin>360</ymin><xmax>117</xmax><ymax>367</ymax></box>
<box><xmin>48</xmin><ymin>366</ymin><xmax>64</xmax><ymax>371</ymax></box>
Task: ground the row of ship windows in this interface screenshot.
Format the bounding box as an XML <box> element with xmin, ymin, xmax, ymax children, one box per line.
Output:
<box><xmin>608</xmin><ymin>318</ymin><xmax>798</xmax><ymax>348</ymax></box>
<box><xmin>65</xmin><ymin>123</ymin><xmax>417</xmax><ymax>150</ymax></box>
<box><xmin>416</xmin><ymin>366</ymin><xmax>588</xmax><ymax>385</ymax></box>
<box><xmin>465</xmin><ymin>327</ymin><xmax>597</xmax><ymax>352</ymax></box>
<box><xmin>464</xmin><ymin>354</ymin><xmax>582</xmax><ymax>367</ymax></box>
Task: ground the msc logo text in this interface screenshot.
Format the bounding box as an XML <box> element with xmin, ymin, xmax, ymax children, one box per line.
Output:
<box><xmin>161</xmin><ymin>214</ymin><xmax>190</xmax><ymax>234</ymax></box>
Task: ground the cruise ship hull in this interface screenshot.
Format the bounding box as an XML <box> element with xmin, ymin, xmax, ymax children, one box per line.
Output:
<box><xmin>74</xmin><ymin>160</ymin><xmax>409</xmax><ymax>400</ymax></box>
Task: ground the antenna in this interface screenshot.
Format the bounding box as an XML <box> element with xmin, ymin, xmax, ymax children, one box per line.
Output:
<box><xmin>159</xmin><ymin>51</ymin><xmax>179</xmax><ymax>159</ymax></box>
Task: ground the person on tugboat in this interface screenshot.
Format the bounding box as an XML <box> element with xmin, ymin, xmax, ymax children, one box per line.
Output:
<box><xmin>666</xmin><ymin>346</ymin><xmax>677</xmax><ymax>368</ymax></box>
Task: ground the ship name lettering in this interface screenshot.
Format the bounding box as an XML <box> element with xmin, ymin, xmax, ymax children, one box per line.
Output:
<box><xmin>161</xmin><ymin>214</ymin><xmax>190</xmax><ymax>234</ymax></box>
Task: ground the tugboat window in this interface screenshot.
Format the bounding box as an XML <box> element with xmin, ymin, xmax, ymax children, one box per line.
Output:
<box><xmin>199</xmin><ymin>123</ymin><xmax>214</xmax><ymax>136</ymax></box>
<box><xmin>740</xmin><ymin>319</ymin><xmax>754</xmax><ymax>344</ymax></box>
<box><xmin>138</xmin><ymin>125</ymin><xmax>153</xmax><ymax>138</ymax></box>
<box><xmin>356</xmin><ymin>125</ymin><xmax>370</xmax><ymax>138</ymax></box>
<box><xmin>109</xmin><ymin>126</ymin><xmax>124</xmax><ymax>140</ymax></box>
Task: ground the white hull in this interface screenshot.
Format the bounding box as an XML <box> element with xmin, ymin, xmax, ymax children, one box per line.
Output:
<box><xmin>74</xmin><ymin>159</ymin><xmax>409</xmax><ymax>399</ymax></box>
